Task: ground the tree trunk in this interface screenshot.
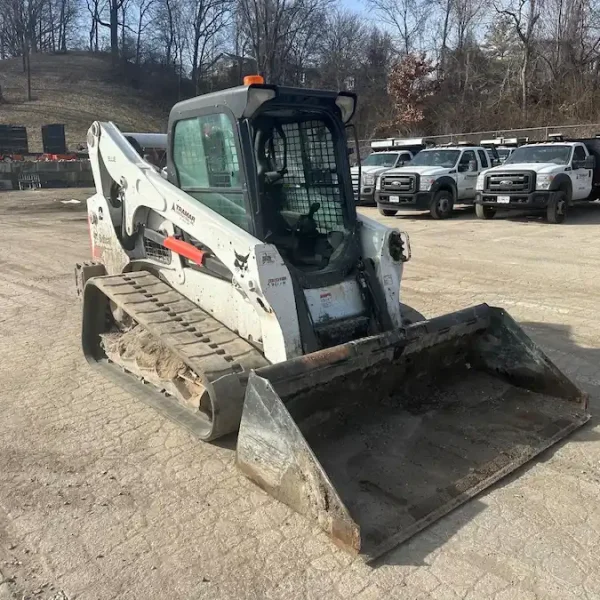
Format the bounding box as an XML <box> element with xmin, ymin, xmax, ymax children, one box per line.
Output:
<box><xmin>110</xmin><ymin>0</ymin><xmax>119</xmax><ymax>64</ymax></box>
<box><xmin>95</xmin><ymin>6</ymin><xmax>99</xmax><ymax>52</ymax></box>
<box><xmin>521</xmin><ymin>50</ymin><xmax>529</xmax><ymax>119</ymax></box>
<box><xmin>59</xmin><ymin>0</ymin><xmax>67</xmax><ymax>52</ymax></box>
<box><xmin>439</xmin><ymin>0</ymin><xmax>451</xmax><ymax>76</ymax></box>
<box><xmin>121</xmin><ymin>5</ymin><xmax>126</xmax><ymax>58</ymax></box>
<box><xmin>135</xmin><ymin>16</ymin><xmax>142</xmax><ymax>65</ymax></box>
<box><xmin>192</xmin><ymin>32</ymin><xmax>200</xmax><ymax>94</ymax></box>
<box><xmin>50</xmin><ymin>0</ymin><xmax>56</xmax><ymax>53</ymax></box>
<box><xmin>26</xmin><ymin>49</ymin><xmax>32</xmax><ymax>101</ymax></box>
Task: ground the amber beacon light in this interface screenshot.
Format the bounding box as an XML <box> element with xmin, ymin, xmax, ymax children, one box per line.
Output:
<box><xmin>244</xmin><ymin>75</ymin><xmax>265</xmax><ymax>85</ymax></box>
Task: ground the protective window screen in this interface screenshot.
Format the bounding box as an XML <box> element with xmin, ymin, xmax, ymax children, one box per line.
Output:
<box><xmin>273</xmin><ymin>120</ymin><xmax>344</xmax><ymax>232</ymax></box>
<box><xmin>173</xmin><ymin>114</ymin><xmax>249</xmax><ymax>232</ymax></box>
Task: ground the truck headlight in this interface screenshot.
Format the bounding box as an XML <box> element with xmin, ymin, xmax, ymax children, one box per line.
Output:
<box><xmin>476</xmin><ymin>174</ymin><xmax>485</xmax><ymax>191</ymax></box>
<box><xmin>375</xmin><ymin>176</ymin><xmax>381</xmax><ymax>191</ymax></box>
<box><xmin>536</xmin><ymin>174</ymin><xmax>554</xmax><ymax>190</ymax></box>
<box><xmin>363</xmin><ymin>174</ymin><xmax>375</xmax><ymax>187</ymax></box>
<box><xmin>419</xmin><ymin>178</ymin><xmax>435</xmax><ymax>191</ymax></box>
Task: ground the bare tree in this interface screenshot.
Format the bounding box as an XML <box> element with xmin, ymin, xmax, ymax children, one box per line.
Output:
<box><xmin>135</xmin><ymin>0</ymin><xmax>154</xmax><ymax>64</ymax></box>
<box><xmin>86</xmin><ymin>0</ymin><xmax>100</xmax><ymax>51</ymax></box>
<box><xmin>367</xmin><ymin>0</ymin><xmax>429</xmax><ymax>54</ymax></box>
<box><xmin>237</xmin><ymin>0</ymin><xmax>332</xmax><ymax>83</ymax></box>
<box><xmin>187</xmin><ymin>0</ymin><xmax>232</xmax><ymax>92</ymax></box>
<box><xmin>496</xmin><ymin>0</ymin><xmax>541</xmax><ymax>117</ymax></box>
<box><xmin>316</xmin><ymin>9</ymin><xmax>364</xmax><ymax>90</ymax></box>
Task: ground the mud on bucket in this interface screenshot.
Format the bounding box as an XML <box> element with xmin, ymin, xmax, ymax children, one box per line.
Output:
<box><xmin>236</xmin><ymin>304</ymin><xmax>589</xmax><ymax>562</ymax></box>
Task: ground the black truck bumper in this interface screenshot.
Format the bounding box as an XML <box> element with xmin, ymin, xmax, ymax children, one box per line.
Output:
<box><xmin>375</xmin><ymin>191</ymin><xmax>433</xmax><ymax>210</ymax></box>
<box><xmin>356</xmin><ymin>188</ymin><xmax>376</xmax><ymax>206</ymax></box>
<box><xmin>476</xmin><ymin>191</ymin><xmax>551</xmax><ymax>209</ymax></box>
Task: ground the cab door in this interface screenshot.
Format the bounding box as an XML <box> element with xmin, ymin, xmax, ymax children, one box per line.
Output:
<box><xmin>571</xmin><ymin>145</ymin><xmax>592</xmax><ymax>200</ymax></box>
<box><xmin>456</xmin><ymin>150</ymin><xmax>479</xmax><ymax>200</ymax></box>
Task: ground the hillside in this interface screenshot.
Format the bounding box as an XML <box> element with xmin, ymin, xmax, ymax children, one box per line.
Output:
<box><xmin>0</xmin><ymin>52</ymin><xmax>169</xmax><ymax>152</ymax></box>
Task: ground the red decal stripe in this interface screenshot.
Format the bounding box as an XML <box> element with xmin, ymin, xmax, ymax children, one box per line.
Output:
<box><xmin>163</xmin><ymin>237</ymin><xmax>205</xmax><ymax>265</ymax></box>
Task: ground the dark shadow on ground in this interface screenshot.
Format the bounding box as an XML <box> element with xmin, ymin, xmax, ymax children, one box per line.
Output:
<box><xmin>377</xmin><ymin>201</ymin><xmax>600</xmax><ymax>225</ymax></box>
<box><xmin>375</xmin><ymin>318</ymin><xmax>599</xmax><ymax>567</ymax></box>
<box><xmin>493</xmin><ymin>201</ymin><xmax>600</xmax><ymax>225</ymax></box>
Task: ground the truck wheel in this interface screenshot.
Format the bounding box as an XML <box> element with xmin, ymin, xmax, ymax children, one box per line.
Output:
<box><xmin>379</xmin><ymin>208</ymin><xmax>398</xmax><ymax>217</ymax></box>
<box><xmin>400</xmin><ymin>303</ymin><xmax>426</xmax><ymax>326</ymax></box>
<box><xmin>430</xmin><ymin>190</ymin><xmax>454</xmax><ymax>219</ymax></box>
<box><xmin>475</xmin><ymin>204</ymin><xmax>496</xmax><ymax>219</ymax></box>
<box><xmin>547</xmin><ymin>192</ymin><xmax>568</xmax><ymax>224</ymax></box>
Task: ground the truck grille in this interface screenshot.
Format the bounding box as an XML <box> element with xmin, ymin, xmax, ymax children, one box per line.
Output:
<box><xmin>351</xmin><ymin>172</ymin><xmax>360</xmax><ymax>195</ymax></box>
<box><xmin>381</xmin><ymin>174</ymin><xmax>416</xmax><ymax>193</ymax></box>
<box><xmin>485</xmin><ymin>172</ymin><xmax>533</xmax><ymax>193</ymax></box>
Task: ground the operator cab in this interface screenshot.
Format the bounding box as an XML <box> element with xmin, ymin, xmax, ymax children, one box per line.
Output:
<box><xmin>168</xmin><ymin>75</ymin><xmax>358</xmax><ymax>278</ymax></box>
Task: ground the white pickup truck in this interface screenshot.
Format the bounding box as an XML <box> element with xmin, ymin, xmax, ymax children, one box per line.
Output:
<box><xmin>352</xmin><ymin>138</ymin><xmax>429</xmax><ymax>205</ymax></box>
<box><xmin>475</xmin><ymin>139</ymin><xmax>600</xmax><ymax>223</ymax></box>
<box><xmin>375</xmin><ymin>145</ymin><xmax>494</xmax><ymax>219</ymax></box>
<box><xmin>352</xmin><ymin>149</ymin><xmax>413</xmax><ymax>205</ymax></box>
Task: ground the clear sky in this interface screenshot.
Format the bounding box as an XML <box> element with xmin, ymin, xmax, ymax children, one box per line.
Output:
<box><xmin>340</xmin><ymin>0</ymin><xmax>375</xmax><ymax>18</ymax></box>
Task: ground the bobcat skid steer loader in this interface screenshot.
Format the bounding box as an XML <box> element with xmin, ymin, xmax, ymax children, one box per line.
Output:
<box><xmin>76</xmin><ymin>76</ymin><xmax>589</xmax><ymax>562</ymax></box>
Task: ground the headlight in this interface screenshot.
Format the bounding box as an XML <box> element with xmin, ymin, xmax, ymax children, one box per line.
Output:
<box><xmin>537</xmin><ymin>174</ymin><xmax>555</xmax><ymax>190</ymax></box>
<box><xmin>363</xmin><ymin>174</ymin><xmax>375</xmax><ymax>187</ymax></box>
<box><xmin>476</xmin><ymin>174</ymin><xmax>485</xmax><ymax>191</ymax></box>
<box><xmin>419</xmin><ymin>178</ymin><xmax>435</xmax><ymax>191</ymax></box>
<box><xmin>375</xmin><ymin>176</ymin><xmax>381</xmax><ymax>191</ymax></box>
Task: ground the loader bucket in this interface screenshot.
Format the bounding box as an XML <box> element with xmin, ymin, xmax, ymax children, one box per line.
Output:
<box><xmin>237</xmin><ymin>304</ymin><xmax>590</xmax><ymax>562</ymax></box>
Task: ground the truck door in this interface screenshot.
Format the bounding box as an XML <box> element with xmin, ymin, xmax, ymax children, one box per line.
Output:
<box><xmin>456</xmin><ymin>150</ymin><xmax>478</xmax><ymax>200</ymax></box>
<box><xmin>571</xmin><ymin>145</ymin><xmax>592</xmax><ymax>200</ymax></box>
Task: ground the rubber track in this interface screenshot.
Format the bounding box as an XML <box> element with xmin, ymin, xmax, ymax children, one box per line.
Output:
<box><xmin>88</xmin><ymin>271</ymin><xmax>268</xmax><ymax>438</ymax></box>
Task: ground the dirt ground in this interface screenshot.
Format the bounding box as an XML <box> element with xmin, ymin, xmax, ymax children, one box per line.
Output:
<box><xmin>1</xmin><ymin>189</ymin><xmax>600</xmax><ymax>600</ymax></box>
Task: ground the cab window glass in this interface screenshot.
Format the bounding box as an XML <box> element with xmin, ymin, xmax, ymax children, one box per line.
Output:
<box><xmin>173</xmin><ymin>114</ymin><xmax>249</xmax><ymax>231</ymax></box>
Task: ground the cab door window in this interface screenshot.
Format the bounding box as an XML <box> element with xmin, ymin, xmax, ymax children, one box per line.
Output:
<box><xmin>572</xmin><ymin>145</ymin><xmax>586</xmax><ymax>167</ymax></box>
<box><xmin>173</xmin><ymin>113</ymin><xmax>249</xmax><ymax>231</ymax></box>
<box><xmin>458</xmin><ymin>150</ymin><xmax>477</xmax><ymax>172</ymax></box>
<box><xmin>477</xmin><ymin>149</ymin><xmax>489</xmax><ymax>169</ymax></box>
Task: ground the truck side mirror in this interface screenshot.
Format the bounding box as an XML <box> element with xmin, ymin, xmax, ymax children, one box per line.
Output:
<box><xmin>468</xmin><ymin>160</ymin><xmax>477</xmax><ymax>172</ymax></box>
<box><xmin>584</xmin><ymin>155</ymin><xmax>595</xmax><ymax>170</ymax></box>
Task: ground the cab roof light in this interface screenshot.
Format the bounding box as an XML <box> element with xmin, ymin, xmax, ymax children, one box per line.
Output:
<box><xmin>244</xmin><ymin>75</ymin><xmax>265</xmax><ymax>85</ymax></box>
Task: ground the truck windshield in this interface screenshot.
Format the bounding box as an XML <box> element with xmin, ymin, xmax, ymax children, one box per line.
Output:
<box><xmin>497</xmin><ymin>148</ymin><xmax>512</xmax><ymax>161</ymax></box>
<box><xmin>505</xmin><ymin>145</ymin><xmax>572</xmax><ymax>165</ymax></box>
<box><xmin>409</xmin><ymin>150</ymin><xmax>459</xmax><ymax>168</ymax></box>
<box><xmin>362</xmin><ymin>153</ymin><xmax>398</xmax><ymax>167</ymax></box>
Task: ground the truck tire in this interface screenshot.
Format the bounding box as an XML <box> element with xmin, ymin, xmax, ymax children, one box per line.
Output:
<box><xmin>475</xmin><ymin>204</ymin><xmax>496</xmax><ymax>219</ymax></box>
<box><xmin>547</xmin><ymin>191</ymin><xmax>568</xmax><ymax>224</ymax></box>
<box><xmin>379</xmin><ymin>208</ymin><xmax>398</xmax><ymax>217</ymax></box>
<box><xmin>430</xmin><ymin>190</ymin><xmax>454</xmax><ymax>219</ymax></box>
<box><xmin>400</xmin><ymin>303</ymin><xmax>426</xmax><ymax>326</ymax></box>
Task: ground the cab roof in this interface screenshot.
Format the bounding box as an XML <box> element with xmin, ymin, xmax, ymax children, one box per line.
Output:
<box><xmin>169</xmin><ymin>83</ymin><xmax>356</xmax><ymax>122</ymax></box>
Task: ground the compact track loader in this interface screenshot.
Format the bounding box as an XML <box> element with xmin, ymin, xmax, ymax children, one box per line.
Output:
<box><xmin>77</xmin><ymin>76</ymin><xmax>589</xmax><ymax>561</ymax></box>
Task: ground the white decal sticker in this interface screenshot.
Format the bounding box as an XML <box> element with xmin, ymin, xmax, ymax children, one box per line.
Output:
<box><xmin>258</xmin><ymin>251</ymin><xmax>275</xmax><ymax>265</ymax></box>
<box><xmin>267</xmin><ymin>276</ymin><xmax>287</xmax><ymax>288</ymax></box>
<box><xmin>383</xmin><ymin>274</ymin><xmax>393</xmax><ymax>286</ymax></box>
<box><xmin>173</xmin><ymin>203</ymin><xmax>196</xmax><ymax>225</ymax></box>
<box><xmin>320</xmin><ymin>292</ymin><xmax>333</xmax><ymax>309</ymax></box>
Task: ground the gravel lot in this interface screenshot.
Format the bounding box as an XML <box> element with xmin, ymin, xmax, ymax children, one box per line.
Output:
<box><xmin>1</xmin><ymin>189</ymin><xmax>600</xmax><ymax>600</ymax></box>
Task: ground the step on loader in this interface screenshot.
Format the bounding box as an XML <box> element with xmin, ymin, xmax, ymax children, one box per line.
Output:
<box><xmin>76</xmin><ymin>75</ymin><xmax>589</xmax><ymax>562</ymax></box>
